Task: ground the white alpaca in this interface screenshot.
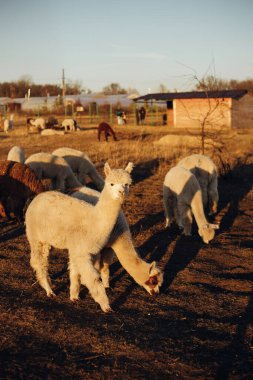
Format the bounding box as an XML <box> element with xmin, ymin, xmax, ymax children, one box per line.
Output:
<box><xmin>177</xmin><ymin>154</ymin><xmax>219</xmax><ymax>215</ymax></box>
<box><xmin>52</xmin><ymin>147</ymin><xmax>104</xmax><ymax>190</ymax></box>
<box><xmin>25</xmin><ymin>162</ymin><xmax>133</xmax><ymax>312</ymax></box>
<box><xmin>28</xmin><ymin>118</ymin><xmax>46</xmax><ymax>130</ymax></box>
<box><xmin>61</xmin><ymin>119</ymin><xmax>76</xmax><ymax>131</ymax></box>
<box><xmin>25</xmin><ymin>152</ymin><xmax>82</xmax><ymax>192</ymax></box>
<box><xmin>163</xmin><ymin>166</ymin><xmax>219</xmax><ymax>244</ymax></box>
<box><xmin>71</xmin><ymin>186</ymin><xmax>163</xmax><ymax>294</ymax></box>
<box><xmin>41</xmin><ymin>129</ymin><xmax>65</xmax><ymax>136</ymax></box>
<box><xmin>7</xmin><ymin>146</ymin><xmax>25</xmax><ymax>163</ymax></box>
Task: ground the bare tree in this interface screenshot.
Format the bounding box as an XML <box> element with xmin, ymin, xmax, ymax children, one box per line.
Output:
<box><xmin>158</xmin><ymin>83</ymin><xmax>169</xmax><ymax>93</ymax></box>
<box><xmin>179</xmin><ymin>70</ymin><xmax>231</xmax><ymax>155</ymax></box>
<box><xmin>102</xmin><ymin>83</ymin><xmax>127</xmax><ymax>95</ymax></box>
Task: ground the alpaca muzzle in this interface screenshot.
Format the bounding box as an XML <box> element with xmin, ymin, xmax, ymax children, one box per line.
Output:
<box><xmin>145</xmin><ymin>275</ymin><xmax>160</xmax><ymax>295</ymax></box>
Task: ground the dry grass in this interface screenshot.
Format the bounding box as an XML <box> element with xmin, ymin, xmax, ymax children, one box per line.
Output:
<box><xmin>0</xmin><ymin>117</ymin><xmax>253</xmax><ymax>379</ymax></box>
<box><xmin>0</xmin><ymin>118</ymin><xmax>252</xmax><ymax>176</ymax></box>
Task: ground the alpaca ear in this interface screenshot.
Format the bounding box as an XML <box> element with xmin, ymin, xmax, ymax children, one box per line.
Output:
<box><xmin>104</xmin><ymin>162</ymin><xmax>111</xmax><ymax>176</ymax></box>
<box><xmin>125</xmin><ymin>162</ymin><xmax>134</xmax><ymax>173</ymax></box>
<box><xmin>149</xmin><ymin>261</ymin><xmax>157</xmax><ymax>275</ymax></box>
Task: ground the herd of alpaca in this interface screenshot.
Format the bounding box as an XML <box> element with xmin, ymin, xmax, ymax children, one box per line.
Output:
<box><xmin>26</xmin><ymin>117</ymin><xmax>78</xmax><ymax>134</ymax></box>
<box><xmin>1</xmin><ymin>144</ymin><xmax>220</xmax><ymax>312</ymax></box>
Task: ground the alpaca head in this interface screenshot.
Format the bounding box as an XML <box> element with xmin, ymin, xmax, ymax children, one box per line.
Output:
<box><xmin>144</xmin><ymin>261</ymin><xmax>164</xmax><ymax>295</ymax></box>
<box><xmin>199</xmin><ymin>223</ymin><xmax>219</xmax><ymax>244</ymax></box>
<box><xmin>104</xmin><ymin>162</ymin><xmax>133</xmax><ymax>202</ymax></box>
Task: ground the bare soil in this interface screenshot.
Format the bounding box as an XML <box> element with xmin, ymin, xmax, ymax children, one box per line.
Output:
<box><xmin>0</xmin><ymin>125</ymin><xmax>252</xmax><ymax>379</ymax></box>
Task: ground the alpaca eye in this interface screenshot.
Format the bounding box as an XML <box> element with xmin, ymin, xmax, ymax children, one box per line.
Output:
<box><xmin>110</xmin><ymin>183</ymin><xmax>114</xmax><ymax>186</ymax></box>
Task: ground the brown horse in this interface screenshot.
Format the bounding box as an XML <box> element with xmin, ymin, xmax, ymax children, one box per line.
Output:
<box><xmin>98</xmin><ymin>122</ymin><xmax>117</xmax><ymax>142</ymax></box>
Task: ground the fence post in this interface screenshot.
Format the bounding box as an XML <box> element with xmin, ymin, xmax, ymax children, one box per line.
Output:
<box><xmin>96</xmin><ymin>103</ymin><xmax>99</xmax><ymax>123</ymax></box>
<box><xmin>133</xmin><ymin>102</ymin><xmax>136</xmax><ymax>127</ymax></box>
<box><xmin>109</xmin><ymin>104</ymin><xmax>113</xmax><ymax>125</ymax></box>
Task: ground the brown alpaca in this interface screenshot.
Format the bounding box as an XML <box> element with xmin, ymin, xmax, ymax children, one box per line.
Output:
<box><xmin>0</xmin><ymin>160</ymin><xmax>45</xmax><ymax>222</ymax></box>
<box><xmin>98</xmin><ymin>122</ymin><xmax>117</xmax><ymax>142</ymax></box>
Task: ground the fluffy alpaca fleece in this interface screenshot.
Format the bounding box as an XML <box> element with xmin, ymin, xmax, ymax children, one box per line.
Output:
<box><xmin>52</xmin><ymin>147</ymin><xmax>104</xmax><ymax>190</ymax></box>
<box><xmin>177</xmin><ymin>154</ymin><xmax>219</xmax><ymax>215</ymax></box>
<box><xmin>0</xmin><ymin>160</ymin><xmax>45</xmax><ymax>221</ymax></box>
<box><xmin>61</xmin><ymin>119</ymin><xmax>77</xmax><ymax>131</ymax></box>
<box><xmin>7</xmin><ymin>146</ymin><xmax>25</xmax><ymax>163</ymax></box>
<box><xmin>41</xmin><ymin>129</ymin><xmax>65</xmax><ymax>136</ymax></box>
<box><xmin>71</xmin><ymin>186</ymin><xmax>163</xmax><ymax>294</ymax></box>
<box><xmin>25</xmin><ymin>162</ymin><xmax>133</xmax><ymax>312</ymax></box>
<box><xmin>97</xmin><ymin>122</ymin><xmax>117</xmax><ymax>142</ymax></box>
<box><xmin>25</xmin><ymin>152</ymin><xmax>82</xmax><ymax>192</ymax></box>
<box><xmin>163</xmin><ymin>166</ymin><xmax>219</xmax><ymax>244</ymax></box>
<box><xmin>27</xmin><ymin>117</ymin><xmax>46</xmax><ymax>132</ymax></box>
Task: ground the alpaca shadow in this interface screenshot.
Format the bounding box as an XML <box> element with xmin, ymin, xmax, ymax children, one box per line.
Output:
<box><xmin>215</xmin><ymin>285</ymin><xmax>253</xmax><ymax>379</ymax></box>
<box><xmin>217</xmin><ymin>163</ymin><xmax>253</xmax><ymax>232</ymax></box>
<box><xmin>136</xmin><ymin>217</ymin><xmax>203</xmax><ymax>293</ymax></box>
<box><xmin>162</xmin><ymin>233</ymin><xmax>203</xmax><ymax>291</ymax></box>
<box><xmin>132</xmin><ymin>159</ymin><xmax>160</xmax><ymax>184</ymax></box>
<box><xmin>131</xmin><ymin>211</ymin><xmax>164</xmax><ymax>236</ymax></box>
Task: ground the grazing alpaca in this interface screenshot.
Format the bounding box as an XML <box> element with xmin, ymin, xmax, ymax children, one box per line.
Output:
<box><xmin>27</xmin><ymin>117</ymin><xmax>46</xmax><ymax>133</ymax></box>
<box><xmin>163</xmin><ymin>166</ymin><xmax>219</xmax><ymax>244</ymax></box>
<box><xmin>25</xmin><ymin>152</ymin><xmax>82</xmax><ymax>192</ymax></box>
<box><xmin>7</xmin><ymin>146</ymin><xmax>25</xmax><ymax>163</ymax></box>
<box><xmin>71</xmin><ymin>186</ymin><xmax>163</xmax><ymax>294</ymax></box>
<box><xmin>25</xmin><ymin>162</ymin><xmax>133</xmax><ymax>312</ymax></box>
<box><xmin>52</xmin><ymin>147</ymin><xmax>104</xmax><ymax>190</ymax></box>
<box><xmin>0</xmin><ymin>160</ymin><xmax>45</xmax><ymax>222</ymax></box>
<box><xmin>98</xmin><ymin>122</ymin><xmax>117</xmax><ymax>142</ymax></box>
<box><xmin>177</xmin><ymin>154</ymin><xmax>219</xmax><ymax>215</ymax></box>
<box><xmin>61</xmin><ymin>118</ymin><xmax>77</xmax><ymax>131</ymax></box>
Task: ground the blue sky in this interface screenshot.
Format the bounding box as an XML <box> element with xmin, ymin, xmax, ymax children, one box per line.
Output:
<box><xmin>0</xmin><ymin>0</ymin><xmax>252</xmax><ymax>94</ymax></box>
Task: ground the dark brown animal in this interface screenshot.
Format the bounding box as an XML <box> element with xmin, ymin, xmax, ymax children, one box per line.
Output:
<box><xmin>0</xmin><ymin>160</ymin><xmax>45</xmax><ymax>222</ymax></box>
<box><xmin>98</xmin><ymin>122</ymin><xmax>117</xmax><ymax>142</ymax></box>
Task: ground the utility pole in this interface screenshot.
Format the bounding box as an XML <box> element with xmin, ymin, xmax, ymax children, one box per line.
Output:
<box><xmin>62</xmin><ymin>68</ymin><xmax>66</xmax><ymax>97</ymax></box>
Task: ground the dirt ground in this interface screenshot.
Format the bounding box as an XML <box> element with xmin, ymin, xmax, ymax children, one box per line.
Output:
<box><xmin>0</xmin><ymin>125</ymin><xmax>252</xmax><ymax>379</ymax></box>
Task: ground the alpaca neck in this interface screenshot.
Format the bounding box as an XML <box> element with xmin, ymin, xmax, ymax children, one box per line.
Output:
<box><xmin>191</xmin><ymin>191</ymin><xmax>207</xmax><ymax>228</ymax></box>
<box><xmin>94</xmin><ymin>186</ymin><xmax>122</xmax><ymax>235</ymax></box>
<box><xmin>111</xmin><ymin>231</ymin><xmax>150</xmax><ymax>285</ymax></box>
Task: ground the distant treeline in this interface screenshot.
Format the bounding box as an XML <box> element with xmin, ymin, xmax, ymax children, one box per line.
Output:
<box><xmin>195</xmin><ymin>76</ymin><xmax>253</xmax><ymax>92</ymax></box>
<box><xmin>0</xmin><ymin>80</ymin><xmax>82</xmax><ymax>98</ymax></box>
<box><xmin>0</xmin><ymin>76</ymin><xmax>252</xmax><ymax>98</ymax></box>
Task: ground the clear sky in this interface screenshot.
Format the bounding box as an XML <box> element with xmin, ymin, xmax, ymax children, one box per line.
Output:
<box><xmin>0</xmin><ymin>0</ymin><xmax>252</xmax><ymax>95</ymax></box>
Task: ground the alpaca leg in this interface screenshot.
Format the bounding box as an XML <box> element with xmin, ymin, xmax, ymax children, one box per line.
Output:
<box><xmin>30</xmin><ymin>241</ymin><xmax>55</xmax><ymax>297</ymax></box>
<box><xmin>69</xmin><ymin>257</ymin><xmax>81</xmax><ymax>301</ymax></box>
<box><xmin>100</xmin><ymin>248</ymin><xmax>114</xmax><ymax>288</ymax></box>
<box><xmin>208</xmin><ymin>176</ymin><xmax>218</xmax><ymax>215</ymax></box>
<box><xmin>208</xmin><ymin>188</ymin><xmax>218</xmax><ymax>214</ymax></box>
<box><xmin>74</xmin><ymin>254</ymin><xmax>111</xmax><ymax>312</ymax></box>
<box><xmin>178</xmin><ymin>201</ymin><xmax>192</xmax><ymax>236</ymax></box>
<box><xmin>163</xmin><ymin>187</ymin><xmax>174</xmax><ymax>227</ymax></box>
